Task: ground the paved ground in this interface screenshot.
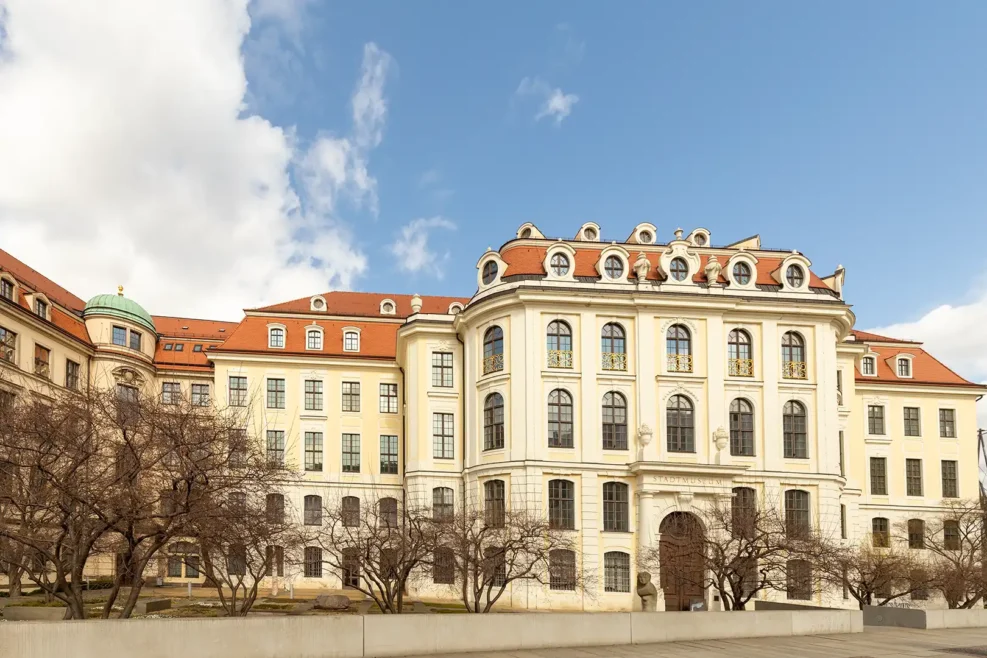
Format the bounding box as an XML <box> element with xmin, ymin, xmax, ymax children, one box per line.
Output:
<box><xmin>397</xmin><ymin>626</ymin><xmax>987</xmax><ymax>658</ymax></box>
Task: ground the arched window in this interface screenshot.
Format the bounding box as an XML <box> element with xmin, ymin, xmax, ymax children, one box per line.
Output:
<box><xmin>304</xmin><ymin>546</ymin><xmax>323</xmax><ymax>578</ymax></box>
<box><xmin>432</xmin><ymin>546</ymin><xmax>455</xmax><ymax>584</ymax></box>
<box><xmin>602</xmin><ymin>482</ymin><xmax>628</xmax><ymax>532</ymax></box>
<box><xmin>602</xmin><ymin>391</ymin><xmax>628</xmax><ymax>450</ymax></box>
<box><xmin>481</xmin><ymin>260</ymin><xmax>498</xmax><ymax>285</ymax></box>
<box><xmin>482</xmin><ymin>326</ymin><xmax>504</xmax><ymax>374</ymax></box>
<box><xmin>548</xmin><ymin>479</ymin><xmax>574</xmax><ymax>530</ymax></box>
<box><xmin>379</xmin><ymin>498</ymin><xmax>398</xmax><ymax>528</ymax></box>
<box><xmin>729</xmin><ymin>399</ymin><xmax>754</xmax><ymax>456</ymax></box>
<box><xmin>604</xmin><ymin>552</ymin><xmax>630</xmax><ymax>593</ymax></box>
<box><xmin>732</xmin><ymin>487</ymin><xmax>756</xmax><ymax>538</ymax></box>
<box><xmin>666</xmin><ymin>324</ymin><xmax>692</xmax><ymax>372</ymax></box>
<box><xmin>786</xmin><ymin>559</ymin><xmax>810</xmax><ymax>600</ymax></box>
<box><xmin>268</xmin><ymin>327</ymin><xmax>284</xmax><ymax>349</ymax></box>
<box><xmin>304</xmin><ymin>495</ymin><xmax>323</xmax><ymax>526</ymax></box>
<box><xmin>785</xmin><ymin>490</ymin><xmax>810</xmax><ymax>539</ymax></box>
<box><xmin>781</xmin><ymin>331</ymin><xmax>806</xmax><ymax>379</ymax></box>
<box><xmin>727</xmin><ymin>329</ymin><xmax>753</xmax><ymax>377</ymax></box>
<box><xmin>872</xmin><ymin>517</ymin><xmax>890</xmax><ymax>548</ymax></box>
<box><xmin>483</xmin><ymin>393</ymin><xmax>505</xmax><ymax>451</ymax></box>
<box><xmin>228</xmin><ymin>491</ymin><xmax>246</xmax><ymax>513</ymax></box>
<box><xmin>666</xmin><ymin>395</ymin><xmax>694</xmax><ymax>453</ymax></box>
<box><xmin>342</xmin><ymin>496</ymin><xmax>360</xmax><ymax>527</ymax></box>
<box><xmin>433</xmin><ymin>487</ymin><xmax>454</xmax><ymax>522</ymax></box>
<box><xmin>669</xmin><ymin>257</ymin><xmax>689</xmax><ymax>282</ymax></box>
<box><xmin>265</xmin><ymin>493</ymin><xmax>284</xmax><ymax>524</ymax></box>
<box><xmin>547</xmin><ymin>320</ymin><xmax>573</xmax><ymax>368</ymax></box>
<box><xmin>484</xmin><ymin>479</ymin><xmax>505</xmax><ymax>527</ymax></box>
<box><xmin>307</xmin><ymin>329</ymin><xmax>322</xmax><ymax>350</ymax></box>
<box><xmin>549</xmin><ymin>549</ymin><xmax>576</xmax><ymax>590</ymax></box>
<box><xmin>343</xmin><ymin>331</ymin><xmax>360</xmax><ymax>352</ymax></box>
<box><xmin>548</xmin><ymin>389</ymin><xmax>574</xmax><ymax>448</ymax></box>
<box><xmin>783</xmin><ymin>401</ymin><xmax>807</xmax><ymax>458</ymax></box>
<box><xmin>601</xmin><ymin>322</ymin><xmax>626</xmax><ymax>371</ymax></box>
<box><xmin>550</xmin><ymin>252</ymin><xmax>570</xmax><ymax>276</ymax></box>
<box><xmin>908</xmin><ymin>519</ymin><xmax>925</xmax><ymax>549</ymax></box>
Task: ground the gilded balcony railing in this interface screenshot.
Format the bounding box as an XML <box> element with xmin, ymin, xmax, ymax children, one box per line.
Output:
<box><xmin>483</xmin><ymin>353</ymin><xmax>504</xmax><ymax>375</ymax></box>
<box><xmin>667</xmin><ymin>354</ymin><xmax>693</xmax><ymax>373</ymax></box>
<box><xmin>783</xmin><ymin>361</ymin><xmax>808</xmax><ymax>380</ymax></box>
<box><xmin>728</xmin><ymin>358</ymin><xmax>754</xmax><ymax>377</ymax></box>
<box><xmin>548</xmin><ymin>350</ymin><xmax>573</xmax><ymax>369</ymax></box>
<box><xmin>601</xmin><ymin>352</ymin><xmax>627</xmax><ymax>371</ymax></box>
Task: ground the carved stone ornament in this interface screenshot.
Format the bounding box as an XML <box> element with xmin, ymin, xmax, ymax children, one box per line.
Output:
<box><xmin>637</xmin><ymin>424</ymin><xmax>654</xmax><ymax>446</ymax></box>
<box><xmin>712</xmin><ymin>426</ymin><xmax>729</xmax><ymax>452</ymax></box>
<box><xmin>410</xmin><ymin>294</ymin><xmax>423</xmax><ymax>314</ymax></box>
<box><xmin>633</xmin><ymin>252</ymin><xmax>651</xmax><ymax>280</ymax></box>
<box><xmin>704</xmin><ymin>255</ymin><xmax>723</xmax><ymax>285</ymax></box>
<box><xmin>637</xmin><ymin>572</ymin><xmax>659</xmax><ymax>612</ymax></box>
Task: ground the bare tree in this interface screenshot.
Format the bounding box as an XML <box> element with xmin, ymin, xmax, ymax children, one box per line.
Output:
<box><xmin>639</xmin><ymin>493</ymin><xmax>794</xmax><ymax>610</ymax></box>
<box><xmin>922</xmin><ymin>500</ymin><xmax>985</xmax><ymax>609</ymax></box>
<box><xmin>436</xmin><ymin>501</ymin><xmax>582</xmax><ymax>613</ymax></box>
<box><xmin>812</xmin><ymin>535</ymin><xmax>930</xmax><ymax>609</ymax></box>
<box><xmin>314</xmin><ymin>492</ymin><xmax>436</xmax><ymax>613</ymax></box>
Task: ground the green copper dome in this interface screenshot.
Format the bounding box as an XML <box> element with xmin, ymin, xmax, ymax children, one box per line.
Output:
<box><xmin>83</xmin><ymin>289</ymin><xmax>156</xmax><ymax>334</ymax></box>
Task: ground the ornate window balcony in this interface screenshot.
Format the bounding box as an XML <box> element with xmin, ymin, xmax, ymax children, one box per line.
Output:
<box><xmin>783</xmin><ymin>361</ymin><xmax>808</xmax><ymax>380</ymax></box>
<box><xmin>601</xmin><ymin>352</ymin><xmax>626</xmax><ymax>371</ymax></box>
<box><xmin>727</xmin><ymin>358</ymin><xmax>754</xmax><ymax>377</ymax></box>
<box><xmin>482</xmin><ymin>353</ymin><xmax>504</xmax><ymax>375</ymax></box>
<box><xmin>666</xmin><ymin>354</ymin><xmax>693</xmax><ymax>373</ymax></box>
<box><xmin>548</xmin><ymin>350</ymin><xmax>573</xmax><ymax>369</ymax></box>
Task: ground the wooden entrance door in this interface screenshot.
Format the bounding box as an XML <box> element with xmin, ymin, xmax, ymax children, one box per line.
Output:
<box><xmin>659</xmin><ymin>512</ymin><xmax>705</xmax><ymax>611</ymax></box>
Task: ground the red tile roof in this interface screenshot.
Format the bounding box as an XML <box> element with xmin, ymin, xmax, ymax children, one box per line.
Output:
<box><xmin>849</xmin><ymin>329</ymin><xmax>921</xmax><ymax>345</ymax></box>
<box><xmin>152</xmin><ymin>316</ymin><xmax>239</xmax><ymax>340</ymax></box>
<box><xmin>211</xmin><ymin>317</ymin><xmax>401</xmax><ymax>360</ymax></box>
<box><xmin>0</xmin><ymin>248</ymin><xmax>87</xmax><ymax>312</ymax></box>
<box><xmin>251</xmin><ymin>291</ymin><xmax>470</xmax><ymax>318</ymax></box>
<box><xmin>154</xmin><ymin>338</ymin><xmax>216</xmax><ymax>371</ymax></box>
<box><xmin>853</xmin><ymin>343</ymin><xmax>981</xmax><ymax>388</ymax></box>
<box><xmin>499</xmin><ymin>245</ymin><xmax>830</xmax><ymax>289</ymax></box>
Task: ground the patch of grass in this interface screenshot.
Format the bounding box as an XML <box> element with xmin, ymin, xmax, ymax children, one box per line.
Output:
<box><xmin>251</xmin><ymin>603</ymin><xmax>294</xmax><ymax>611</ymax></box>
<box><xmin>7</xmin><ymin>600</ymin><xmax>67</xmax><ymax>607</ymax></box>
<box><xmin>163</xmin><ymin>604</ymin><xmax>223</xmax><ymax>618</ymax></box>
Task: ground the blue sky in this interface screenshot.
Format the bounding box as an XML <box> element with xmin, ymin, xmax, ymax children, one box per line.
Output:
<box><xmin>245</xmin><ymin>1</ymin><xmax>987</xmax><ymax>330</ymax></box>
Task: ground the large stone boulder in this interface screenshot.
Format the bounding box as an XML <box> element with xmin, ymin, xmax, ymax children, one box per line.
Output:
<box><xmin>313</xmin><ymin>594</ymin><xmax>350</xmax><ymax>611</ymax></box>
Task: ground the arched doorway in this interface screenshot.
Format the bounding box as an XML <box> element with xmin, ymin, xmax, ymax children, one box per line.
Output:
<box><xmin>659</xmin><ymin>512</ymin><xmax>705</xmax><ymax>611</ymax></box>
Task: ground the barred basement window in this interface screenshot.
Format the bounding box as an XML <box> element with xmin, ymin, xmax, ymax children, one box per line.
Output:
<box><xmin>304</xmin><ymin>495</ymin><xmax>323</xmax><ymax>526</ymax></box>
<box><xmin>602</xmin><ymin>482</ymin><xmax>628</xmax><ymax>532</ymax></box>
<box><xmin>433</xmin><ymin>547</ymin><xmax>455</xmax><ymax>584</ymax></box>
<box><xmin>604</xmin><ymin>552</ymin><xmax>630</xmax><ymax>593</ymax></box>
<box><xmin>786</xmin><ymin>559</ymin><xmax>810</xmax><ymax>600</ymax></box>
<box><xmin>872</xmin><ymin>517</ymin><xmax>890</xmax><ymax>548</ymax></box>
<box><xmin>304</xmin><ymin>547</ymin><xmax>322</xmax><ymax>578</ymax></box>
<box><xmin>549</xmin><ymin>549</ymin><xmax>576</xmax><ymax>590</ymax></box>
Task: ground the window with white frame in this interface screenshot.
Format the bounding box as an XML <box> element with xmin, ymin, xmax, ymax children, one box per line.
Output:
<box><xmin>897</xmin><ymin>357</ymin><xmax>912</xmax><ymax>378</ymax></box>
<box><xmin>268</xmin><ymin>327</ymin><xmax>285</xmax><ymax>349</ymax></box>
<box><xmin>343</xmin><ymin>331</ymin><xmax>359</xmax><ymax>352</ymax></box>
<box><xmin>307</xmin><ymin>329</ymin><xmax>322</xmax><ymax>350</ymax></box>
<box><xmin>432</xmin><ymin>413</ymin><xmax>454</xmax><ymax>459</ymax></box>
<box><xmin>861</xmin><ymin>356</ymin><xmax>876</xmax><ymax>376</ymax></box>
<box><xmin>379</xmin><ymin>383</ymin><xmax>398</xmax><ymax>413</ymax></box>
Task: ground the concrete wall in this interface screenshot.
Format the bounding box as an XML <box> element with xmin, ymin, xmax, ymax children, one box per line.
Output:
<box><xmin>0</xmin><ymin>610</ymin><xmax>862</xmax><ymax>658</ymax></box>
<box><xmin>863</xmin><ymin>605</ymin><xmax>987</xmax><ymax>630</ymax></box>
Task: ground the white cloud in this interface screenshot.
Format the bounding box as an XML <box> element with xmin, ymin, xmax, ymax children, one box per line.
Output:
<box><xmin>867</xmin><ymin>290</ymin><xmax>987</xmax><ymax>430</ymax></box>
<box><xmin>388</xmin><ymin>217</ymin><xmax>456</xmax><ymax>278</ymax></box>
<box><xmin>0</xmin><ymin>0</ymin><xmax>391</xmax><ymax>320</ymax></box>
<box><xmin>516</xmin><ymin>77</ymin><xmax>579</xmax><ymax>125</ymax></box>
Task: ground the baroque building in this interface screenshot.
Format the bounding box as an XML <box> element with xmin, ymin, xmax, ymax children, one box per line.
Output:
<box><xmin>1</xmin><ymin>223</ymin><xmax>983</xmax><ymax>611</ymax></box>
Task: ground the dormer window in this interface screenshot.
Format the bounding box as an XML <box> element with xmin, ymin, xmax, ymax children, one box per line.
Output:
<box><xmin>670</xmin><ymin>258</ymin><xmax>689</xmax><ymax>282</ymax></box>
<box><xmin>481</xmin><ymin>261</ymin><xmax>498</xmax><ymax>285</ymax></box>
<box><xmin>310</xmin><ymin>295</ymin><xmax>326</xmax><ymax>312</ymax></box>
<box><xmin>174</xmin><ymin>343</ymin><xmax>184</xmax><ymax>352</ymax></box>
<box><xmin>34</xmin><ymin>298</ymin><xmax>48</xmax><ymax>320</ymax></box>
<box><xmin>269</xmin><ymin>327</ymin><xmax>285</xmax><ymax>349</ymax></box>
<box><xmin>379</xmin><ymin>299</ymin><xmax>397</xmax><ymax>315</ymax></box>
<box><xmin>694</xmin><ymin>234</ymin><xmax>707</xmax><ymax>246</ymax></box>
<box><xmin>550</xmin><ymin>253</ymin><xmax>570</xmax><ymax>276</ymax></box>
<box><xmin>0</xmin><ymin>276</ymin><xmax>14</xmax><ymax>302</ymax></box>
<box><xmin>638</xmin><ymin>230</ymin><xmax>653</xmax><ymax>244</ymax></box>
<box><xmin>520</xmin><ymin>228</ymin><xmax>532</xmax><ymax>238</ymax></box>
<box><xmin>604</xmin><ymin>255</ymin><xmax>624</xmax><ymax>279</ymax></box>
<box><xmin>786</xmin><ymin>265</ymin><xmax>805</xmax><ymax>288</ymax></box>
<box><xmin>193</xmin><ymin>344</ymin><xmax>203</xmax><ymax>352</ymax></box>
<box><xmin>307</xmin><ymin>329</ymin><xmax>323</xmax><ymax>351</ymax></box>
<box><xmin>897</xmin><ymin>357</ymin><xmax>912</xmax><ymax>378</ymax></box>
<box><xmin>861</xmin><ymin>356</ymin><xmax>876</xmax><ymax>376</ymax></box>
<box><xmin>583</xmin><ymin>227</ymin><xmax>597</xmax><ymax>241</ymax></box>
<box><xmin>164</xmin><ymin>343</ymin><xmax>173</xmax><ymax>351</ymax></box>
<box><xmin>732</xmin><ymin>262</ymin><xmax>752</xmax><ymax>285</ymax></box>
<box><xmin>344</xmin><ymin>330</ymin><xmax>360</xmax><ymax>352</ymax></box>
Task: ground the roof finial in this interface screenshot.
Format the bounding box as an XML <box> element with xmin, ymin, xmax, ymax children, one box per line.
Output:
<box><xmin>674</xmin><ymin>228</ymin><xmax>684</xmax><ymax>240</ymax></box>
<box><xmin>117</xmin><ymin>285</ymin><xmax>124</xmax><ymax>296</ymax></box>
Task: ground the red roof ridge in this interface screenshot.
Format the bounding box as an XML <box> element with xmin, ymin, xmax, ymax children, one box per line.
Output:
<box><xmin>0</xmin><ymin>248</ymin><xmax>87</xmax><ymax>312</ymax></box>
<box><xmin>851</xmin><ymin>329</ymin><xmax>922</xmax><ymax>345</ymax></box>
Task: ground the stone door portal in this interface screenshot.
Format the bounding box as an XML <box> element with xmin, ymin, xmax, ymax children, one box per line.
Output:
<box><xmin>658</xmin><ymin>512</ymin><xmax>705</xmax><ymax>611</ymax></box>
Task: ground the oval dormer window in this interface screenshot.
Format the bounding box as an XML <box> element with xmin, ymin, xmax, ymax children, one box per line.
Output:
<box><xmin>382</xmin><ymin>302</ymin><xmax>394</xmax><ymax>314</ymax></box>
<box><xmin>670</xmin><ymin>258</ymin><xmax>689</xmax><ymax>282</ymax></box>
<box><xmin>550</xmin><ymin>253</ymin><xmax>570</xmax><ymax>277</ymax></box>
<box><xmin>520</xmin><ymin>228</ymin><xmax>532</xmax><ymax>239</ymax></box>
<box><xmin>583</xmin><ymin>227</ymin><xmax>597</xmax><ymax>240</ymax></box>
<box><xmin>694</xmin><ymin>234</ymin><xmax>707</xmax><ymax>246</ymax></box>
<box><xmin>639</xmin><ymin>230</ymin><xmax>652</xmax><ymax>244</ymax></box>
<box><xmin>313</xmin><ymin>298</ymin><xmax>325</xmax><ymax>310</ymax></box>
<box><xmin>481</xmin><ymin>261</ymin><xmax>498</xmax><ymax>285</ymax></box>
<box><xmin>733</xmin><ymin>262</ymin><xmax>752</xmax><ymax>285</ymax></box>
<box><xmin>786</xmin><ymin>265</ymin><xmax>805</xmax><ymax>288</ymax></box>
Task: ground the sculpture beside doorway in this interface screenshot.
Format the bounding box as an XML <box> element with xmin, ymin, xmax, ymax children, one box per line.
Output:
<box><xmin>636</xmin><ymin>571</ymin><xmax>659</xmax><ymax>611</ymax></box>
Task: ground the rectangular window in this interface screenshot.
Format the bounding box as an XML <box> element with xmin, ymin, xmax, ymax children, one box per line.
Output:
<box><xmin>229</xmin><ymin>376</ymin><xmax>247</xmax><ymax>407</ymax></box>
<box><xmin>432</xmin><ymin>413</ymin><xmax>454</xmax><ymax>459</ymax></box>
<box><xmin>34</xmin><ymin>298</ymin><xmax>48</xmax><ymax>319</ymax></box>
<box><xmin>906</xmin><ymin>459</ymin><xmax>923</xmax><ymax>496</ymax></box>
<box><xmin>0</xmin><ymin>278</ymin><xmax>12</xmax><ymax>300</ymax></box>
<box><xmin>185</xmin><ymin>556</ymin><xmax>199</xmax><ymax>578</ymax></box>
<box><xmin>342</xmin><ymin>433</ymin><xmax>360</xmax><ymax>473</ymax></box>
<box><xmin>112</xmin><ymin>325</ymin><xmax>127</xmax><ymax>347</ymax></box>
<box><xmin>306</xmin><ymin>330</ymin><xmax>322</xmax><ymax>350</ymax></box>
<box><xmin>162</xmin><ymin>382</ymin><xmax>181</xmax><ymax>405</ymax></box>
<box><xmin>0</xmin><ymin>326</ymin><xmax>16</xmax><ymax>363</ymax></box>
<box><xmin>65</xmin><ymin>360</ymin><xmax>80</xmax><ymax>390</ymax></box>
<box><xmin>193</xmin><ymin>344</ymin><xmax>202</xmax><ymax>352</ymax></box>
<box><xmin>941</xmin><ymin>460</ymin><xmax>958</xmax><ymax>498</ymax></box>
<box><xmin>266</xmin><ymin>378</ymin><xmax>285</xmax><ymax>409</ymax></box>
<box><xmin>266</xmin><ymin>430</ymin><xmax>285</xmax><ymax>465</ymax></box>
<box><xmin>174</xmin><ymin>343</ymin><xmax>184</xmax><ymax>352</ymax></box>
<box><xmin>380</xmin><ymin>435</ymin><xmax>399</xmax><ymax>474</ymax></box>
<box><xmin>870</xmin><ymin>457</ymin><xmax>887</xmax><ymax>496</ymax></box>
<box><xmin>867</xmin><ymin>406</ymin><xmax>885</xmax><ymax>435</ymax></box>
<box><xmin>898</xmin><ymin>358</ymin><xmax>911</xmax><ymax>378</ymax></box>
<box><xmin>304</xmin><ymin>432</ymin><xmax>323</xmax><ymax>472</ymax></box>
<box><xmin>167</xmin><ymin>557</ymin><xmax>183</xmax><ymax>578</ymax></box>
<box><xmin>840</xmin><ymin>504</ymin><xmax>847</xmax><ymax>540</ymax></box>
<box><xmin>604</xmin><ymin>552</ymin><xmax>631</xmax><ymax>593</ymax></box>
<box><xmin>341</xmin><ymin>382</ymin><xmax>361</xmax><ymax>412</ymax></box>
<box><xmin>432</xmin><ymin>548</ymin><xmax>455</xmax><ymax>585</ymax></box>
<box><xmin>129</xmin><ymin>330</ymin><xmax>142</xmax><ymax>351</ymax></box>
<box><xmin>786</xmin><ymin>560</ymin><xmax>811</xmax><ymax>601</ymax></box>
<box><xmin>839</xmin><ymin>430</ymin><xmax>845</xmax><ymax>477</ymax></box>
<box><xmin>940</xmin><ymin>409</ymin><xmax>956</xmax><ymax>438</ymax></box>
<box><xmin>431</xmin><ymin>352</ymin><xmax>454</xmax><ymax>388</ymax></box>
<box><xmin>903</xmin><ymin>407</ymin><xmax>921</xmax><ymax>437</ymax></box>
<box><xmin>304</xmin><ymin>380</ymin><xmax>323</xmax><ymax>411</ymax></box>
<box><xmin>266</xmin><ymin>546</ymin><xmax>284</xmax><ymax>578</ymax></box>
<box><xmin>343</xmin><ymin>332</ymin><xmax>359</xmax><ymax>352</ymax></box>
<box><xmin>33</xmin><ymin>344</ymin><xmax>50</xmax><ymax>379</ymax></box>
<box><xmin>862</xmin><ymin>357</ymin><xmax>876</xmax><ymax>376</ymax></box>
<box><xmin>379</xmin><ymin>383</ymin><xmax>398</xmax><ymax>413</ymax></box>
<box><xmin>191</xmin><ymin>384</ymin><xmax>209</xmax><ymax>406</ymax></box>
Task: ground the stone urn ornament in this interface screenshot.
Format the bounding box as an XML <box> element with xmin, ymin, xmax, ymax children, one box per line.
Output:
<box><xmin>704</xmin><ymin>255</ymin><xmax>722</xmax><ymax>286</ymax></box>
<box><xmin>633</xmin><ymin>252</ymin><xmax>651</xmax><ymax>281</ymax></box>
<box><xmin>637</xmin><ymin>424</ymin><xmax>653</xmax><ymax>460</ymax></box>
<box><xmin>712</xmin><ymin>426</ymin><xmax>730</xmax><ymax>464</ymax></box>
<box><xmin>637</xmin><ymin>572</ymin><xmax>659</xmax><ymax>612</ymax></box>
